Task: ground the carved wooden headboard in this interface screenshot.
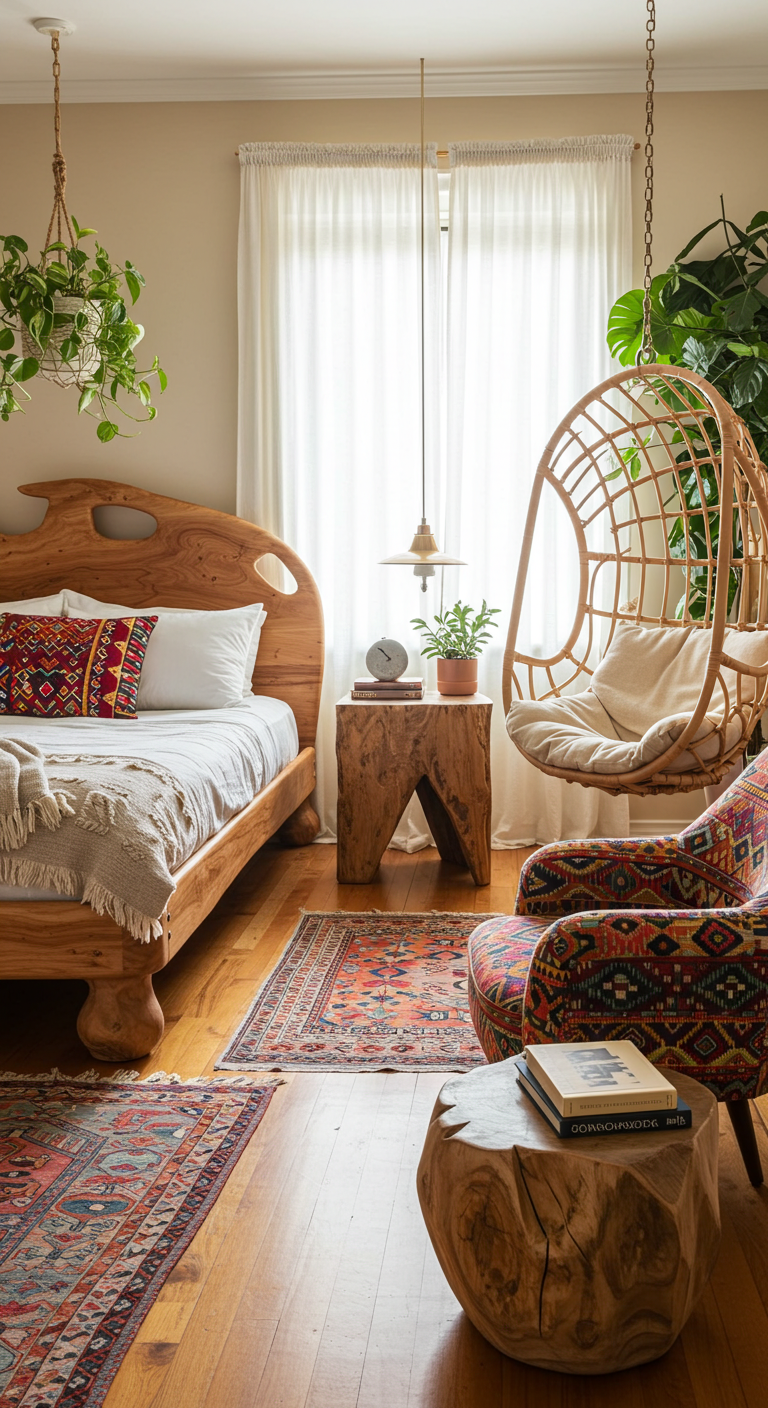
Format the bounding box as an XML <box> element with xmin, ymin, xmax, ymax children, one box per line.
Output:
<box><xmin>0</xmin><ymin>478</ymin><xmax>324</xmax><ymax>751</ymax></box>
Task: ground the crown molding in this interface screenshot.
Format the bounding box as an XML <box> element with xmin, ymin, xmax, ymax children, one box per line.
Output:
<box><xmin>1</xmin><ymin>64</ymin><xmax>767</xmax><ymax>104</ymax></box>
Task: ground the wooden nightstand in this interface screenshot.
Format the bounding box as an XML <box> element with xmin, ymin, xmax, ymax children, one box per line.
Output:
<box><xmin>335</xmin><ymin>691</ymin><xmax>492</xmax><ymax>886</ymax></box>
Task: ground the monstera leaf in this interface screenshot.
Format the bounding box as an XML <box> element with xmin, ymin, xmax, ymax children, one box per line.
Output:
<box><xmin>607</xmin><ymin>204</ymin><xmax>768</xmax><ymax>469</ymax></box>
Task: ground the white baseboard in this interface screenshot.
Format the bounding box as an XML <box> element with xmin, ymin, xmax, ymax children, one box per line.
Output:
<box><xmin>629</xmin><ymin>817</ymin><xmax>697</xmax><ymax>837</ymax></box>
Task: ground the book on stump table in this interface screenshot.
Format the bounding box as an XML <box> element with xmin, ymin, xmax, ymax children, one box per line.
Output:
<box><xmin>353</xmin><ymin>677</ymin><xmax>423</xmax><ymax>691</ymax></box>
<box><xmin>351</xmin><ymin>677</ymin><xmax>423</xmax><ymax>700</ymax></box>
<box><xmin>514</xmin><ymin>1056</ymin><xmax>691</xmax><ymax>1139</ymax></box>
<box><xmin>523</xmin><ymin>1040</ymin><xmax>678</xmax><ymax>1116</ymax></box>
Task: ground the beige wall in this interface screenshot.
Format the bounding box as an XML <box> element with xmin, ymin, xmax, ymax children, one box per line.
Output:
<box><xmin>2</xmin><ymin>88</ymin><xmax>767</xmax><ymax>824</ymax></box>
<box><xmin>2</xmin><ymin>90</ymin><xmax>768</xmax><ymax>533</ymax></box>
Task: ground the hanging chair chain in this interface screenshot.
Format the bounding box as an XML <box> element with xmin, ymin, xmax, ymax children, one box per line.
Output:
<box><xmin>639</xmin><ymin>0</ymin><xmax>656</xmax><ymax>363</ymax></box>
<box><xmin>42</xmin><ymin>30</ymin><xmax>76</xmax><ymax>266</ymax></box>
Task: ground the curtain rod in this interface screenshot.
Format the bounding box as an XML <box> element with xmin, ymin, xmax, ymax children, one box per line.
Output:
<box><xmin>234</xmin><ymin>141</ymin><xmax>642</xmax><ymax>156</ymax></box>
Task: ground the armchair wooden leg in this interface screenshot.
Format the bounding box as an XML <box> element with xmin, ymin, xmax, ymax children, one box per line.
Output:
<box><xmin>727</xmin><ymin>1098</ymin><xmax>764</xmax><ymax>1187</ymax></box>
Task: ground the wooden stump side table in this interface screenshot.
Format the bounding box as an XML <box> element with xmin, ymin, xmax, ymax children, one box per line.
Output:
<box><xmin>336</xmin><ymin>692</ymin><xmax>492</xmax><ymax>886</ymax></box>
<box><xmin>417</xmin><ymin>1061</ymin><xmax>721</xmax><ymax>1375</ymax></box>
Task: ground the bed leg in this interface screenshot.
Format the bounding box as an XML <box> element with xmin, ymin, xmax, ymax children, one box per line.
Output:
<box><xmin>77</xmin><ymin>975</ymin><xmax>165</xmax><ymax>1062</ymax></box>
<box><xmin>278</xmin><ymin>796</ymin><xmax>321</xmax><ymax>846</ymax></box>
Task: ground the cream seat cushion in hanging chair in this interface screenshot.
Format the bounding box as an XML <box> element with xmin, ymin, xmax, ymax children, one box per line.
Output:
<box><xmin>506</xmin><ymin>622</ymin><xmax>768</xmax><ymax>775</ymax></box>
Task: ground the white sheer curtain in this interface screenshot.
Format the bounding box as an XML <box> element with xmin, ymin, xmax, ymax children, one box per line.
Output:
<box><xmin>440</xmin><ymin>137</ymin><xmax>634</xmax><ymax>843</ymax></box>
<box><xmin>237</xmin><ymin>142</ymin><xmax>441</xmax><ymax>845</ymax></box>
<box><xmin>237</xmin><ymin>135</ymin><xmax>634</xmax><ymax>848</ymax></box>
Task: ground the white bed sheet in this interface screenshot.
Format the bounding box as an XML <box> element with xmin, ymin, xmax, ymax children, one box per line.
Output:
<box><xmin>0</xmin><ymin>695</ymin><xmax>299</xmax><ymax>902</ymax></box>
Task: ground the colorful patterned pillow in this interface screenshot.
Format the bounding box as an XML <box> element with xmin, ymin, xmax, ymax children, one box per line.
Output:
<box><xmin>0</xmin><ymin>614</ymin><xmax>158</xmax><ymax>719</ymax></box>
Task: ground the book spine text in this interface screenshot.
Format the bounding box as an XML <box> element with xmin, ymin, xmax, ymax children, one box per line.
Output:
<box><xmin>351</xmin><ymin>690</ymin><xmax>423</xmax><ymax>700</ymax></box>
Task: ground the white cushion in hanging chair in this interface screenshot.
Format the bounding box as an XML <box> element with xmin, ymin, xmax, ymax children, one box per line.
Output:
<box><xmin>506</xmin><ymin>622</ymin><xmax>768</xmax><ymax>776</ymax></box>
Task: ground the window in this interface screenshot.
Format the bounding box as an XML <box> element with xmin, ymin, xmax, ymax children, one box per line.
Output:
<box><xmin>238</xmin><ymin>137</ymin><xmax>633</xmax><ymax>844</ymax></box>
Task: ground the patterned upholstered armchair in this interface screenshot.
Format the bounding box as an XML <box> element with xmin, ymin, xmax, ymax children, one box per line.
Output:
<box><xmin>468</xmin><ymin>752</ymin><xmax>768</xmax><ymax>1185</ymax></box>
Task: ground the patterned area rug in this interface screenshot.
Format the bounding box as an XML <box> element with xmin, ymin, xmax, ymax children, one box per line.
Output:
<box><xmin>216</xmin><ymin>911</ymin><xmax>489</xmax><ymax>1072</ymax></box>
<box><xmin>0</xmin><ymin>1071</ymin><xmax>275</xmax><ymax>1408</ymax></box>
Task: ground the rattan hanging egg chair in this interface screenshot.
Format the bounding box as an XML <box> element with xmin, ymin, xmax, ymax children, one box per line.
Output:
<box><xmin>503</xmin><ymin>364</ymin><xmax>768</xmax><ymax>796</ymax></box>
<box><xmin>504</xmin><ymin>0</ymin><xmax>768</xmax><ymax>798</ymax></box>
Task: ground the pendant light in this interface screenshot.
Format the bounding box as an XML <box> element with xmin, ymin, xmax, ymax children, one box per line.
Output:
<box><xmin>380</xmin><ymin>58</ymin><xmax>465</xmax><ymax>591</ymax></box>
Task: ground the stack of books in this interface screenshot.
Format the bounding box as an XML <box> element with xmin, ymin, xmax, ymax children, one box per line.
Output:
<box><xmin>515</xmin><ymin>1040</ymin><xmax>691</xmax><ymax>1139</ymax></box>
<box><xmin>351</xmin><ymin>677</ymin><xmax>424</xmax><ymax>701</ymax></box>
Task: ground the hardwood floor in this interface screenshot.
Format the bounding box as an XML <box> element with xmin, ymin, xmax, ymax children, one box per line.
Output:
<box><xmin>2</xmin><ymin>842</ymin><xmax>768</xmax><ymax>1407</ymax></box>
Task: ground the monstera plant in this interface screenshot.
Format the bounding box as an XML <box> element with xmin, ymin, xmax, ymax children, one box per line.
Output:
<box><xmin>607</xmin><ymin>201</ymin><xmax>768</xmax><ymax>463</ymax></box>
<box><xmin>0</xmin><ymin>221</ymin><xmax>166</xmax><ymax>441</ymax></box>
<box><xmin>606</xmin><ymin>202</ymin><xmax>768</xmax><ymax>619</ymax></box>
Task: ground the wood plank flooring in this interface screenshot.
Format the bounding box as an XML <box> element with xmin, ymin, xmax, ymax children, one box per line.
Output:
<box><xmin>1</xmin><ymin>841</ymin><xmax>768</xmax><ymax>1407</ymax></box>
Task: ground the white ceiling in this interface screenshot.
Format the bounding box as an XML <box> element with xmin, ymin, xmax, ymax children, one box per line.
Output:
<box><xmin>1</xmin><ymin>0</ymin><xmax>768</xmax><ymax>102</ymax></box>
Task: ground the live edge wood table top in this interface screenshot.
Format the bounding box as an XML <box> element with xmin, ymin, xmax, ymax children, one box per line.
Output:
<box><xmin>335</xmin><ymin>691</ymin><xmax>492</xmax><ymax>886</ymax></box>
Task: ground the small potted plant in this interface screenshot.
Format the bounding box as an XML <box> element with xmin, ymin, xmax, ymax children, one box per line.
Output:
<box><xmin>412</xmin><ymin>600</ymin><xmax>501</xmax><ymax>696</ymax></box>
<box><xmin>0</xmin><ymin>221</ymin><xmax>166</xmax><ymax>440</ymax></box>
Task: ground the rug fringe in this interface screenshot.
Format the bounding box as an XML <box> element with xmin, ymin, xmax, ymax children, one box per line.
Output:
<box><xmin>215</xmin><ymin>1062</ymin><xmax>478</xmax><ymax>1074</ymax></box>
<box><xmin>297</xmin><ymin>909</ymin><xmax>500</xmax><ymax>918</ymax></box>
<box><xmin>0</xmin><ymin>1067</ymin><xmax>285</xmax><ymax>1087</ymax></box>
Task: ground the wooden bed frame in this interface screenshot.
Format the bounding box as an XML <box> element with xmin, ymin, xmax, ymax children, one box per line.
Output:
<box><xmin>0</xmin><ymin>478</ymin><xmax>324</xmax><ymax>1061</ymax></box>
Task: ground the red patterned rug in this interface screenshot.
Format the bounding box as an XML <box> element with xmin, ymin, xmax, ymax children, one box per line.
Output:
<box><xmin>216</xmin><ymin>911</ymin><xmax>489</xmax><ymax>1072</ymax></box>
<box><xmin>0</xmin><ymin>1071</ymin><xmax>275</xmax><ymax>1407</ymax></box>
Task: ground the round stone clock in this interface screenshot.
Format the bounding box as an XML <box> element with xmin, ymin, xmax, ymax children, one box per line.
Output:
<box><xmin>366</xmin><ymin>637</ymin><xmax>409</xmax><ymax>681</ymax></box>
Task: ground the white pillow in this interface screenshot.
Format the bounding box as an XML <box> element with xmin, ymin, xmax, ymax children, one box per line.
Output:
<box><xmin>0</xmin><ymin>592</ymin><xmax>65</xmax><ymax>615</ymax></box>
<box><xmin>63</xmin><ymin>590</ymin><xmax>266</xmax><ymax>710</ymax></box>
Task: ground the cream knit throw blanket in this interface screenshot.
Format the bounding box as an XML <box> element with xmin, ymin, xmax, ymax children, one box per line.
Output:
<box><xmin>0</xmin><ymin>742</ymin><xmax>193</xmax><ymax>943</ymax></box>
<box><xmin>0</xmin><ymin>739</ymin><xmax>73</xmax><ymax>849</ymax></box>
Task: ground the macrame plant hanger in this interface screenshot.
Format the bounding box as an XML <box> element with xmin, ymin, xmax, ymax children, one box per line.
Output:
<box><xmin>20</xmin><ymin>18</ymin><xmax>101</xmax><ymax>389</ymax></box>
<box><xmin>501</xmin><ymin>0</ymin><xmax>768</xmax><ymax>797</ymax></box>
<box><xmin>43</xmin><ymin>26</ymin><xmax>76</xmax><ymax>257</ymax></box>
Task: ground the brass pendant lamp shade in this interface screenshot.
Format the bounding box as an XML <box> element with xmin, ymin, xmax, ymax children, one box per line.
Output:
<box><xmin>380</xmin><ymin>518</ymin><xmax>465</xmax><ymax>591</ymax></box>
<box><xmin>380</xmin><ymin>58</ymin><xmax>465</xmax><ymax>591</ymax></box>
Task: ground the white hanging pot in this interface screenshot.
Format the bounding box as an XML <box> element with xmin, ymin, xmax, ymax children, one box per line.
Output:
<box><xmin>20</xmin><ymin>294</ymin><xmax>101</xmax><ymax>388</ymax></box>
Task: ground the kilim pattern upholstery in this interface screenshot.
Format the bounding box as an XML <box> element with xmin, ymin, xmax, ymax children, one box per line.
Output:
<box><xmin>0</xmin><ymin>613</ymin><xmax>157</xmax><ymax>718</ymax></box>
<box><xmin>468</xmin><ymin>751</ymin><xmax>768</xmax><ymax>1100</ymax></box>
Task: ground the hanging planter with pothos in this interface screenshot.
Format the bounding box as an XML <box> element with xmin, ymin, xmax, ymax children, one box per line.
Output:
<box><xmin>0</xmin><ymin>19</ymin><xmax>165</xmax><ymax>441</ymax></box>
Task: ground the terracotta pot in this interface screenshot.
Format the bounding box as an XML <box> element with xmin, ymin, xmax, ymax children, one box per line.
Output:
<box><xmin>436</xmin><ymin>657</ymin><xmax>478</xmax><ymax>696</ymax></box>
<box><xmin>20</xmin><ymin>294</ymin><xmax>101</xmax><ymax>388</ymax></box>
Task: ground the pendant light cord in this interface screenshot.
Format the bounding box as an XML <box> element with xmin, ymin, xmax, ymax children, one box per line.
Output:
<box><xmin>639</xmin><ymin>0</ymin><xmax>656</xmax><ymax>363</ymax></box>
<box><xmin>420</xmin><ymin>57</ymin><xmax>426</xmax><ymax>521</ymax></box>
<box><xmin>43</xmin><ymin>31</ymin><xmax>76</xmax><ymax>264</ymax></box>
